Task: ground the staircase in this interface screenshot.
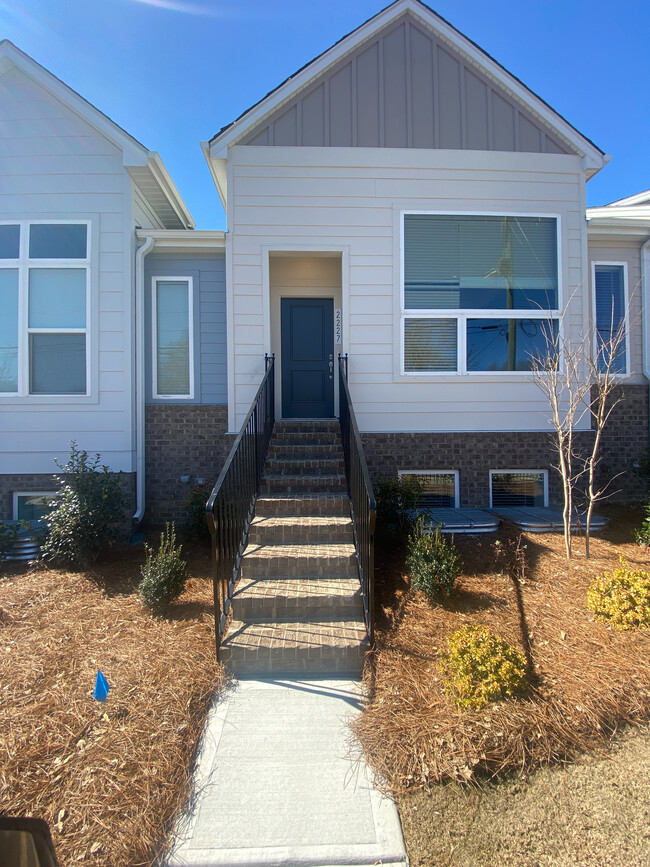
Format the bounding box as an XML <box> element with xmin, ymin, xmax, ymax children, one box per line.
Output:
<box><xmin>219</xmin><ymin>420</ymin><xmax>369</xmax><ymax>677</ymax></box>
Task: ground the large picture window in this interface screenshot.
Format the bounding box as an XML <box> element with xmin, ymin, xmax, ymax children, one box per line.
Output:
<box><xmin>152</xmin><ymin>277</ymin><xmax>193</xmax><ymax>399</ymax></box>
<box><xmin>593</xmin><ymin>263</ymin><xmax>628</xmax><ymax>375</ymax></box>
<box><xmin>402</xmin><ymin>213</ymin><xmax>560</xmax><ymax>374</ymax></box>
<box><xmin>0</xmin><ymin>222</ymin><xmax>89</xmax><ymax>396</ymax></box>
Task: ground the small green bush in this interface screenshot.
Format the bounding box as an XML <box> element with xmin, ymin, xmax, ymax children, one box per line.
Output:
<box><xmin>182</xmin><ymin>484</ymin><xmax>211</xmax><ymax>541</ymax></box>
<box><xmin>634</xmin><ymin>502</ymin><xmax>650</xmax><ymax>547</ymax></box>
<box><xmin>406</xmin><ymin>517</ymin><xmax>461</xmax><ymax>599</ymax></box>
<box><xmin>440</xmin><ymin>624</ymin><xmax>528</xmax><ymax>711</ymax></box>
<box><xmin>587</xmin><ymin>559</ymin><xmax>650</xmax><ymax>630</ymax></box>
<box><xmin>375</xmin><ymin>475</ymin><xmax>423</xmax><ymax>543</ymax></box>
<box><xmin>0</xmin><ymin>521</ymin><xmax>20</xmax><ymax>560</ymax></box>
<box><xmin>41</xmin><ymin>442</ymin><xmax>125</xmax><ymax>568</ymax></box>
<box><xmin>139</xmin><ymin>523</ymin><xmax>188</xmax><ymax>608</ymax></box>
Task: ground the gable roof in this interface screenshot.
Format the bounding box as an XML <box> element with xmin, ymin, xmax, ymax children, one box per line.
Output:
<box><xmin>0</xmin><ymin>40</ymin><xmax>194</xmax><ymax>229</ymax></box>
<box><xmin>207</xmin><ymin>0</ymin><xmax>605</xmax><ymax>172</ymax></box>
<box><xmin>587</xmin><ymin>189</ymin><xmax>650</xmax><ymax>237</ymax></box>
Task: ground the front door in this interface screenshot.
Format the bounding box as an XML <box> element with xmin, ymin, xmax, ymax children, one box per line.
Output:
<box><xmin>281</xmin><ymin>298</ymin><xmax>334</xmax><ymax>418</ymax></box>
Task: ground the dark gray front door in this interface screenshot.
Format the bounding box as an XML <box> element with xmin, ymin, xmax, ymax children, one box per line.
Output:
<box><xmin>281</xmin><ymin>298</ymin><xmax>334</xmax><ymax>418</ymax></box>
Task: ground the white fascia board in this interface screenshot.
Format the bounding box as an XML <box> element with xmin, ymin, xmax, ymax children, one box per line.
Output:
<box><xmin>209</xmin><ymin>0</ymin><xmax>605</xmax><ymax>169</ymax></box>
<box><xmin>0</xmin><ymin>40</ymin><xmax>150</xmax><ymax>163</ymax></box>
<box><xmin>587</xmin><ymin>205</ymin><xmax>650</xmax><ymax>221</ymax></box>
<box><xmin>201</xmin><ymin>141</ymin><xmax>228</xmax><ymax>210</ymax></box>
<box><xmin>146</xmin><ymin>152</ymin><xmax>195</xmax><ymax>229</ymax></box>
<box><xmin>135</xmin><ymin>228</ymin><xmax>226</xmax><ymax>249</ymax></box>
<box><xmin>604</xmin><ymin>189</ymin><xmax>650</xmax><ymax>207</ymax></box>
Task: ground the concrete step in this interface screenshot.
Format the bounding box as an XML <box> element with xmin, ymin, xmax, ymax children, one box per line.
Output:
<box><xmin>240</xmin><ymin>542</ymin><xmax>358</xmax><ymax>579</ymax></box>
<box><xmin>261</xmin><ymin>473</ymin><xmax>347</xmax><ymax>494</ymax></box>
<box><xmin>231</xmin><ymin>576</ymin><xmax>363</xmax><ymax>620</ymax></box>
<box><xmin>220</xmin><ymin>617</ymin><xmax>369</xmax><ymax>677</ymax></box>
<box><xmin>249</xmin><ymin>514</ymin><xmax>354</xmax><ymax>545</ymax></box>
<box><xmin>254</xmin><ymin>493</ymin><xmax>350</xmax><ymax>517</ymax></box>
<box><xmin>264</xmin><ymin>456</ymin><xmax>345</xmax><ymax>476</ymax></box>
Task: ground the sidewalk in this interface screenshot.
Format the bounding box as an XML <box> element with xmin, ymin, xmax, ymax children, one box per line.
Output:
<box><xmin>165</xmin><ymin>679</ymin><xmax>408</xmax><ymax>867</ymax></box>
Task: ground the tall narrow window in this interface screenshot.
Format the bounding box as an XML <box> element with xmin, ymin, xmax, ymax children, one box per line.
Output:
<box><xmin>153</xmin><ymin>278</ymin><xmax>193</xmax><ymax>398</ymax></box>
<box><xmin>594</xmin><ymin>264</ymin><xmax>627</xmax><ymax>374</ymax></box>
<box><xmin>0</xmin><ymin>269</ymin><xmax>18</xmax><ymax>392</ymax></box>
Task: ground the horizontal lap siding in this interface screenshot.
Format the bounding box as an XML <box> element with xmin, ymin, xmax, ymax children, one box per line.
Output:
<box><xmin>0</xmin><ymin>66</ymin><xmax>134</xmax><ymax>474</ymax></box>
<box><xmin>230</xmin><ymin>146</ymin><xmax>587</xmax><ymax>433</ymax></box>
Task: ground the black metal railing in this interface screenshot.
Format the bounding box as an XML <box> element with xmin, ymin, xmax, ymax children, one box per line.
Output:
<box><xmin>206</xmin><ymin>354</ymin><xmax>275</xmax><ymax>654</ymax></box>
<box><xmin>338</xmin><ymin>355</ymin><xmax>376</xmax><ymax>643</ymax></box>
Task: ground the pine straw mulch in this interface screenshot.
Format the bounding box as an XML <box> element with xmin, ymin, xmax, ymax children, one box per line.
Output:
<box><xmin>0</xmin><ymin>538</ymin><xmax>223</xmax><ymax>867</ymax></box>
<box><xmin>352</xmin><ymin>506</ymin><xmax>650</xmax><ymax>792</ymax></box>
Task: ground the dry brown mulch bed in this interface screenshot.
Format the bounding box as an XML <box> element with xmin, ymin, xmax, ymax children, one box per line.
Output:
<box><xmin>0</xmin><ymin>539</ymin><xmax>223</xmax><ymax>867</ymax></box>
<box><xmin>352</xmin><ymin>506</ymin><xmax>650</xmax><ymax>792</ymax></box>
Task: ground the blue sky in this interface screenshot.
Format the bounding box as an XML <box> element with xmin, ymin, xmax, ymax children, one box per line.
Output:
<box><xmin>2</xmin><ymin>0</ymin><xmax>649</xmax><ymax>228</ymax></box>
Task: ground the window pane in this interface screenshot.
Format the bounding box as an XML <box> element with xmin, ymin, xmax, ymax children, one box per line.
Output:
<box><xmin>415</xmin><ymin>473</ymin><xmax>457</xmax><ymax>507</ymax></box>
<box><xmin>404</xmin><ymin>214</ymin><xmax>558</xmax><ymax>310</ymax></box>
<box><xmin>156</xmin><ymin>281</ymin><xmax>190</xmax><ymax>395</ymax></box>
<box><xmin>491</xmin><ymin>472</ymin><xmax>545</xmax><ymax>507</ymax></box>
<box><xmin>30</xmin><ymin>334</ymin><xmax>86</xmax><ymax>394</ymax></box>
<box><xmin>29</xmin><ymin>269</ymin><xmax>86</xmax><ymax>328</ymax></box>
<box><xmin>466</xmin><ymin>318</ymin><xmax>558</xmax><ymax>372</ymax></box>
<box><xmin>29</xmin><ymin>224</ymin><xmax>87</xmax><ymax>259</ymax></box>
<box><xmin>15</xmin><ymin>494</ymin><xmax>54</xmax><ymax>521</ymax></box>
<box><xmin>404</xmin><ymin>318</ymin><xmax>457</xmax><ymax>372</ymax></box>
<box><xmin>0</xmin><ymin>269</ymin><xmax>18</xmax><ymax>392</ymax></box>
<box><xmin>595</xmin><ymin>265</ymin><xmax>626</xmax><ymax>374</ymax></box>
<box><xmin>0</xmin><ymin>225</ymin><xmax>20</xmax><ymax>258</ymax></box>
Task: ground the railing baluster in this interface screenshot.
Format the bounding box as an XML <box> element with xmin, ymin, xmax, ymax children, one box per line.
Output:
<box><xmin>338</xmin><ymin>355</ymin><xmax>376</xmax><ymax>644</ymax></box>
<box><xmin>206</xmin><ymin>355</ymin><xmax>275</xmax><ymax>656</ymax></box>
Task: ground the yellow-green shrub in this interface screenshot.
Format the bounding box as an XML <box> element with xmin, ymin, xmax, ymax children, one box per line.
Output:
<box><xmin>587</xmin><ymin>561</ymin><xmax>650</xmax><ymax>630</ymax></box>
<box><xmin>440</xmin><ymin>625</ymin><xmax>528</xmax><ymax>711</ymax></box>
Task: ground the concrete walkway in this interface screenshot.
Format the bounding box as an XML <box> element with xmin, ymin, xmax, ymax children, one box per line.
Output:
<box><xmin>165</xmin><ymin>679</ymin><xmax>408</xmax><ymax>867</ymax></box>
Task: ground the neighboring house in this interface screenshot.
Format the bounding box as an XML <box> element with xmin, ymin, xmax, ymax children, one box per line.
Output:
<box><xmin>1</xmin><ymin>0</ymin><xmax>649</xmax><ymax>526</ymax></box>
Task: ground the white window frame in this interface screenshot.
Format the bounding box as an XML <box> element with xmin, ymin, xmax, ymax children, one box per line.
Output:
<box><xmin>400</xmin><ymin>211</ymin><xmax>562</xmax><ymax>376</ymax></box>
<box><xmin>591</xmin><ymin>261</ymin><xmax>630</xmax><ymax>377</ymax></box>
<box><xmin>399</xmin><ymin>469</ymin><xmax>460</xmax><ymax>507</ymax></box>
<box><xmin>489</xmin><ymin>469</ymin><xmax>549</xmax><ymax>508</ymax></box>
<box><xmin>0</xmin><ymin>220</ymin><xmax>91</xmax><ymax>398</ymax></box>
<box><xmin>12</xmin><ymin>491</ymin><xmax>57</xmax><ymax>520</ymax></box>
<box><xmin>152</xmin><ymin>276</ymin><xmax>194</xmax><ymax>400</ymax></box>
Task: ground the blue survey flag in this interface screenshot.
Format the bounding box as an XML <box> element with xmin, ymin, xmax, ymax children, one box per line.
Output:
<box><xmin>94</xmin><ymin>669</ymin><xmax>110</xmax><ymax>702</ymax></box>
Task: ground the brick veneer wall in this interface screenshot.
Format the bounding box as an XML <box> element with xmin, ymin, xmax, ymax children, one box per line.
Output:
<box><xmin>360</xmin><ymin>431</ymin><xmax>596</xmax><ymax>508</ymax></box>
<box><xmin>596</xmin><ymin>384</ymin><xmax>648</xmax><ymax>503</ymax></box>
<box><xmin>0</xmin><ymin>472</ymin><xmax>136</xmax><ymax>535</ymax></box>
<box><xmin>145</xmin><ymin>404</ymin><xmax>232</xmax><ymax>523</ymax></box>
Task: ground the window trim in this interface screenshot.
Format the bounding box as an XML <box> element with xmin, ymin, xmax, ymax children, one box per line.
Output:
<box><xmin>12</xmin><ymin>491</ymin><xmax>57</xmax><ymax>521</ymax></box>
<box><xmin>400</xmin><ymin>210</ymin><xmax>563</xmax><ymax>376</ymax></box>
<box><xmin>0</xmin><ymin>220</ymin><xmax>92</xmax><ymax>399</ymax></box>
<box><xmin>398</xmin><ymin>469</ymin><xmax>460</xmax><ymax>508</ymax></box>
<box><xmin>151</xmin><ymin>276</ymin><xmax>195</xmax><ymax>400</ymax></box>
<box><xmin>591</xmin><ymin>260</ymin><xmax>630</xmax><ymax>377</ymax></box>
<box><xmin>489</xmin><ymin>469</ymin><xmax>549</xmax><ymax>508</ymax></box>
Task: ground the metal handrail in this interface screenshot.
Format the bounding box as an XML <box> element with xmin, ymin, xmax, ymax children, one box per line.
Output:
<box><xmin>206</xmin><ymin>355</ymin><xmax>275</xmax><ymax>654</ymax></box>
<box><xmin>338</xmin><ymin>355</ymin><xmax>376</xmax><ymax>643</ymax></box>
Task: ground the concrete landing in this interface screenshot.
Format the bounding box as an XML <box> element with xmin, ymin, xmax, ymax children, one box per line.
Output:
<box><xmin>165</xmin><ymin>679</ymin><xmax>408</xmax><ymax>867</ymax></box>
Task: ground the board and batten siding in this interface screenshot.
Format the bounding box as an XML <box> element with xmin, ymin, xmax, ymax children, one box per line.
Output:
<box><xmin>228</xmin><ymin>145</ymin><xmax>588</xmax><ymax>433</ymax></box>
<box><xmin>0</xmin><ymin>64</ymin><xmax>136</xmax><ymax>474</ymax></box>
<box><xmin>587</xmin><ymin>237</ymin><xmax>645</xmax><ymax>385</ymax></box>
<box><xmin>144</xmin><ymin>252</ymin><xmax>227</xmax><ymax>405</ymax></box>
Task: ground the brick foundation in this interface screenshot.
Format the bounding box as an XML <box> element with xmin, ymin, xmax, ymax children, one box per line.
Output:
<box><xmin>596</xmin><ymin>384</ymin><xmax>649</xmax><ymax>503</ymax></box>
<box><xmin>0</xmin><ymin>472</ymin><xmax>136</xmax><ymax>536</ymax></box>
<box><xmin>145</xmin><ymin>404</ymin><xmax>232</xmax><ymax>523</ymax></box>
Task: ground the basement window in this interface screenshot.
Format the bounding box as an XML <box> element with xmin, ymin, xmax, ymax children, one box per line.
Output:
<box><xmin>399</xmin><ymin>470</ymin><xmax>459</xmax><ymax>508</ymax></box>
<box><xmin>489</xmin><ymin>470</ymin><xmax>548</xmax><ymax>508</ymax></box>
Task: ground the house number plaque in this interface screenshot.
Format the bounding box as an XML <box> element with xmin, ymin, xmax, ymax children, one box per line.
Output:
<box><xmin>335</xmin><ymin>308</ymin><xmax>342</xmax><ymax>344</ymax></box>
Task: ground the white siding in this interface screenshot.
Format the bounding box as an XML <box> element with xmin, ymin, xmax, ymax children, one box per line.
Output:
<box><xmin>229</xmin><ymin>145</ymin><xmax>588</xmax><ymax>433</ymax></box>
<box><xmin>0</xmin><ymin>65</ymin><xmax>135</xmax><ymax>474</ymax></box>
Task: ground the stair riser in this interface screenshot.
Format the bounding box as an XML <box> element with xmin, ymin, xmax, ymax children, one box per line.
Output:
<box><xmin>261</xmin><ymin>476</ymin><xmax>346</xmax><ymax>493</ymax></box>
<box><xmin>270</xmin><ymin>433</ymin><xmax>342</xmax><ymax>446</ymax></box>
<box><xmin>265</xmin><ymin>460</ymin><xmax>345</xmax><ymax>476</ymax></box>
<box><xmin>233</xmin><ymin>600</ymin><xmax>363</xmax><ymax>620</ymax></box>
<box><xmin>273</xmin><ymin>422</ymin><xmax>340</xmax><ymax>434</ymax></box>
<box><xmin>268</xmin><ymin>444</ymin><xmax>342</xmax><ymax>459</ymax></box>
<box><xmin>220</xmin><ymin>648</ymin><xmax>366</xmax><ymax>678</ymax></box>
<box><xmin>241</xmin><ymin>557</ymin><xmax>358</xmax><ymax>579</ymax></box>
<box><xmin>254</xmin><ymin>497</ymin><xmax>349</xmax><ymax>517</ymax></box>
<box><xmin>248</xmin><ymin>526</ymin><xmax>353</xmax><ymax>544</ymax></box>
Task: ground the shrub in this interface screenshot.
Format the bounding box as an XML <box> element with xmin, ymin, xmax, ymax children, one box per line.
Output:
<box><xmin>0</xmin><ymin>521</ymin><xmax>20</xmax><ymax>560</ymax></box>
<box><xmin>139</xmin><ymin>523</ymin><xmax>188</xmax><ymax>608</ymax></box>
<box><xmin>182</xmin><ymin>484</ymin><xmax>211</xmax><ymax>541</ymax></box>
<box><xmin>375</xmin><ymin>475</ymin><xmax>423</xmax><ymax>543</ymax></box>
<box><xmin>587</xmin><ymin>560</ymin><xmax>650</xmax><ymax>630</ymax></box>
<box><xmin>440</xmin><ymin>624</ymin><xmax>528</xmax><ymax>711</ymax></box>
<box><xmin>406</xmin><ymin>517</ymin><xmax>461</xmax><ymax>599</ymax></box>
<box><xmin>633</xmin><ymin>502</ymin><xmax>650</xmax><ymax>547</ymax></box>
<box><xmin>41</xmin><ymin>442</ymin><xmax>125</xmax><ymax>568</ymax></box>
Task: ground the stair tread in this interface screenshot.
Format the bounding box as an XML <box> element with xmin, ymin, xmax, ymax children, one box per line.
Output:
<box><xmin>243</xmin><ymin>542</ymin><xmax>356</xmax><ymax>558</ymax></box>
<box><xmin>222</xmin><ymin>618</ymin><xmax>369</xmax><ymax>651</ymax></box>
<box><xmin>234</xmin><ymin>576</ymin><xmax>362</xmax><ymax>598</ymax></box>
<box><xmin>250</xmin><ymin>515</ymin><xmax>353</xmax><ymax>529</ymax></box>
